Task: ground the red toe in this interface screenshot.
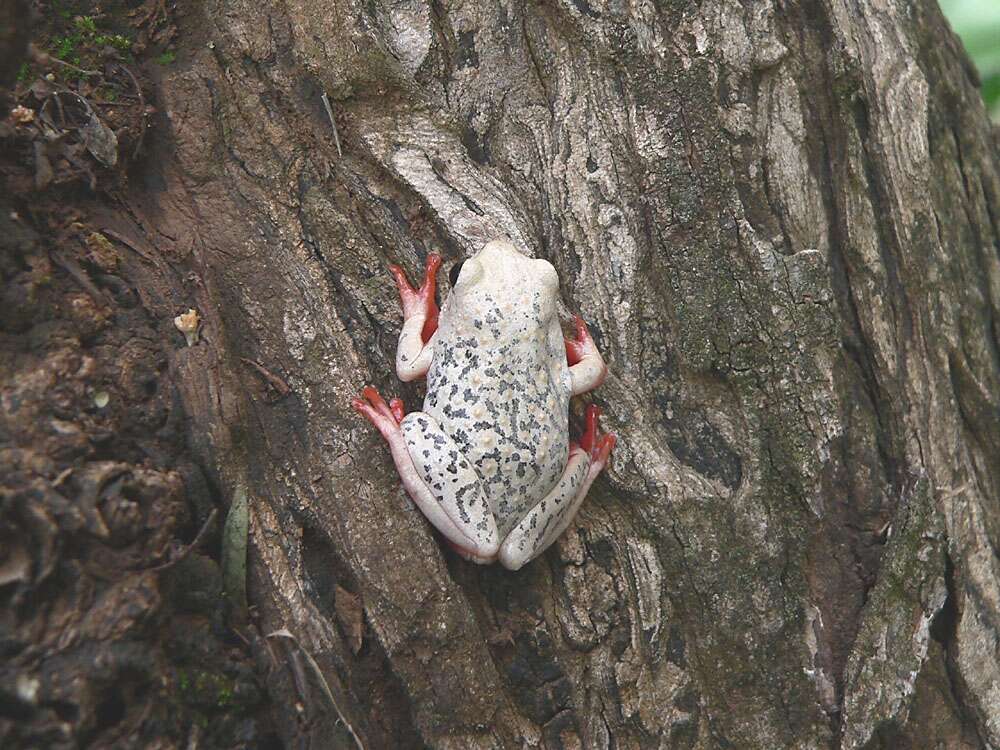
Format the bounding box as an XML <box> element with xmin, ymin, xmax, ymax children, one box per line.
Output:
<box><xmin>580</xmin><ymin>404</ymin><xmax>601</xmax><ymax>453</ymax></box>
<box><xmin>577</xmin><ymin>406</ymin><xmax>616</xmax><ymax>464</ymax></box>
<box><xmin>389</xmin><ymin>264</ymin><xmax>408</xmax><ymax>286</ymax></box>
<box><xmin>391</xmin><ymin>256</ymin><xmax>441</xmax><ymax>344</ymax></box>
<box><xmin>565</xmin><ymin>315</ymin><xmax>593</xmax><ymax>366</ymax></box>
<box><xmin>424</xmin><ymin>253</ymin><xmax>443</xmax><ymax>284</ymax></box>
<box><xmin>595</xmin><ymin>433</ymin><xmax>616</xmax><ymax>464</ymax></box>
<box><xmin>389</xmin><ymin>397</ymin><xmax>405</xmax><ymax>423</ymax></box>
<box><xmin>359</xmin><ymin>386</ymin><xmax>396</xmax><ymax>420</ymax></box>
<box><xmin>361</xmin><ymin>385</ymin><xmax>383</xmax><ymax>406</ymax></box>
<box><xmin>419</xmin><ymin>254</ymin><xmax>441</xmax><ymax>342</ymax></box>
<box><xmin>353</xmin><ymin>386</ymin><xmax>405</xmax><ymax>437</ymax></box>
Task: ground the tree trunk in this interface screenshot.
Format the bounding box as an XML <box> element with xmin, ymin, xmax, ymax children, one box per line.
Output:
<box><xmin>13</xmin><ymin>0</ymin><xmax>1000</xmax><ymax>747</ymax></box>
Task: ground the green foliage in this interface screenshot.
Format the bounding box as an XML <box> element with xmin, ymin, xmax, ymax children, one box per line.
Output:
<box><xmin>156</xmin><ymin>50</ymin><xmax>177</xmax><ymax>65</ymax></box>
<box><xmin>93</xmin><ymin>33</ymin><xmax>132</xmax><ymax>51</ymax></box>
<box><xmin>74</xmin><ymin>15</ymin><xmax>97</xmax><ymax>33</ymax></box>
<box><xmin>940</xmin><ymin>0</ymin><xmax>1000</xmax><ymax>117</ymax></box>
<box><xmin>177</xmin><ymin>668</ymin><xmax>235</xmax><ymax>708</ymax></box>
<box><xmin>51</xmin><ymin>34</ymin><xmax>81</xmax><ymax>65</ymax></box>
<box><xmin>47</xmin><ymin>14</ymin><xmax>133</xmax><ymax>69</ymax></box>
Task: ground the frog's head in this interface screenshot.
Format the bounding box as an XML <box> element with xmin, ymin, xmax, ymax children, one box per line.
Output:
<box><xmin>448</xmin><ymin>239</ymin><xmax>560</xmax><ymax>320</ymax></box>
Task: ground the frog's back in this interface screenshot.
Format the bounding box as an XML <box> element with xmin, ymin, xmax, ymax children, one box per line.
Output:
<box><xmin>424</xmin><ymin>288</ymin><xmax>571</xmax><ymax>537</ymax></box>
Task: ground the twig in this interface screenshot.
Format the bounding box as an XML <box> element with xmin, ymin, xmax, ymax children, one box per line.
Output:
<box><xmin>147</xmin><ymin>507</ymin><xmax>219</xmax><ymax>572</ymax></box>
<box><xmin>267</xmin><ymin>629</ymin><xmax>365</xmax><ymax>750</ymax></box>
<box><xmin>50</xmin><ymin>248</ymin><xmax>107</xmax><ymax>303</ymax></box>
<box><xmin>51</xmin><ymin>467</ymin><xmax>74</xmax><ymax>487</ymax></box>
<box><xmin>240</xmin><ymin>358</ymin><xmax>291</xmax><ymax>396</ymax></box>
<box><xmin>229</xmin><ymin>626</ymin><xmax>251</xmax><ymax>648</ymax></box>
<box><xmin>111</xmin><ymin>63</ymin><xmax>146</xmax><ymax>160</ymax></box>
<box><xmin>101</xmin><ymin>227</ymin><xmax>156</xmax><ymax>261</ymax></box>
<box><xmin>289</xmin><ymin>649</ymin><xmax>311</xmax><ymax>706</ymax></box>
<box><xmin>321</xmin><ymin>92</ymin><xmax>343</xmax><ymax>157</ymax></box>
<box><xmin>48</xmin><ymin>56</ymin><xmax>102</xmax><ymax>77</ymax></box>
<box><xmin>29</xmin><ymin>44</ymin><xmax>101</xmax><ymax>77</ymax></box>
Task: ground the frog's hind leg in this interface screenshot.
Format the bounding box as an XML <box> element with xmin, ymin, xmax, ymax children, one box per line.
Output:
<box><xmin>352</xmin><ymin>386</ymin><xmax>499</xmax><ymax>562</ymax></box>
<box><xmin>399</xmin><ymin>411</ymin><xmax>500</xmax><ymax>562</ymax></box>
<box><xmin>499</xmin><ymin>405</ymin><xmax>616</xmax><ymax>571</ymax></box>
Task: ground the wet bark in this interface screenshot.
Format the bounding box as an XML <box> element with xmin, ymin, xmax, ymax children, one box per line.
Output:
<box><xmin>29</xmin><ymin>0</ymin><xmax>1000</xmax><ymax>747</ymax></box>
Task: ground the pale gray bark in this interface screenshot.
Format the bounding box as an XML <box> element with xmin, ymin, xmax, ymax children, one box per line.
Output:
<box><xmin>110</xmin><ymin>0</ymin><xmax>1000</xmax><ymax>746</ymax></box>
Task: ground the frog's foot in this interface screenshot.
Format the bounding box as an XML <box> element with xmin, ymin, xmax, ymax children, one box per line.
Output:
<box><xmin>565</xmin><ymin>316</ymin><xmax>607</xmax><ymax>395</ymax></box>
<box><xmin>579</xmin><ymin>404</ymin><xmax>616</xmax><ymax>478</ymax></box>
<box><xmin>389</xmin><ymin>253</ymin><xmax>442</xmax><ymax>344</ymax></box>
<box><xmin>351</xmin><ymin>386</ymin><xmax>405</xmax><ymax>436</ymax></box>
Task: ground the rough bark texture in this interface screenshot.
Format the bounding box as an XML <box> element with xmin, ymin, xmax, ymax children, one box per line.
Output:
<box><xmin>6</xmin><ymin>0</ymin><xmax>1000</xmax><ymax>747</ymax></box>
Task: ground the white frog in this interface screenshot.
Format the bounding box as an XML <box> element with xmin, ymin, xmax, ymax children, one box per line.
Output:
<box><xmin>353</xmin><ymin>239</ymin><xmax>614</xmax><ymax>570</ymax></box>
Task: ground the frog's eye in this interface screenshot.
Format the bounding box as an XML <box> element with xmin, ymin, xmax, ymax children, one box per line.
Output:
<box><xmin>449</xmin><ymin>260</ymin><xmax>465</xmax><ymax>287</ymax></box>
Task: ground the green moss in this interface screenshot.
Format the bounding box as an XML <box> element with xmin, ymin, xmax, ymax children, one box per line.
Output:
<box><xmin>175</xmin><ymin>666</ymin><xmax>259</xmax><ymax>714</ymax></box>
<box><xmin>156</xmin><ymin>50</ymin><xmax>177</xmax><ymax>65</ymax></box>
<box><xmin>47</xmin><ymin>14</ymin><xmax>134</xmax><ymax>71</ymax></box>
<box><xmin>93</xmin><ymin>33</ymin><xmax>132</xmax><ymax>51</ymax></box>
<box><xmin>216</xmin><ymin>684</ymin><xmax>235</xmax><ymax>708</ymax></box>
<box><xmin>177</xmin><ymin>668</ymin><xmax>236</xmax><ymax>709</ymax></box>
<box><xmin>74</xmin><ymin>15</ymin><xmax>97</xmax><ymax>33</ymax></box>
<box><xmin>51</xmin><ymin>34</ymin><xmax>81</xmax><ymax>65</ymax></box>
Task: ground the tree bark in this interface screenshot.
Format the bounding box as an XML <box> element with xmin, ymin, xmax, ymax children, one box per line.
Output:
<box><xmin>82</xmin><ymin>0</ymin><xmax>1000</xmax><ymax>746</ymax></box>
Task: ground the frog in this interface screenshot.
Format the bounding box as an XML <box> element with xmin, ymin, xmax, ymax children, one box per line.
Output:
<box><xmin>352</xmin><ymin>238</ymin><xmax>615</xmax><ymax>570</ymax></box>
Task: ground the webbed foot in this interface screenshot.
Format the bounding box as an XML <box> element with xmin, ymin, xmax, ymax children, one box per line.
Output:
<box><xmin>578</xmin><ymin>404</ymin><xmax>616</xmax><ymax>472</ymax></box>
<box><xmin>565</xmin><ymin>316</ymin><xmax>608</xmax><ymax>394</ymax></box>
<box><xmin>389</xmin><ymin>254</ymin><xmax>442</xmax><ymax>344</ymax></box>
<box><xmin>352</xmin><ymin>386</ymin><xmax>405</xmax><ymax>438</ymax></box>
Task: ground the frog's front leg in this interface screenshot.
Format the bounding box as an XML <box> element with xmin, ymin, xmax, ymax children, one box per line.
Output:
<box><xmin>390</xmin><ymin>254</ymin><xmax>442</xmax><ymax>382</ymax></box>
<box><xmin>352</xmin><ymin>386</ymin><xmax>500</xmax><ymax>561</ymax></box>
<box><xmin>499</xmin><ymin>405</ymin><xmax>616</xmax><ymax>571</ymax></box>
<box><xmin>565</xmin><ymin>316</ymin><xmax>608</xmax><ymax>395</ymax></box>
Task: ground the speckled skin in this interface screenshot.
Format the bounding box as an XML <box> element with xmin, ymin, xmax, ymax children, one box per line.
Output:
<box><xmin>418</xmin><ymin>242</ymin><xmax>570</xmax><ymax>537</ymax></box>
<box><xmin>354</xmin><ymin>239</ymin><xmax>613</xmax><ymax>570</ymax></box>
